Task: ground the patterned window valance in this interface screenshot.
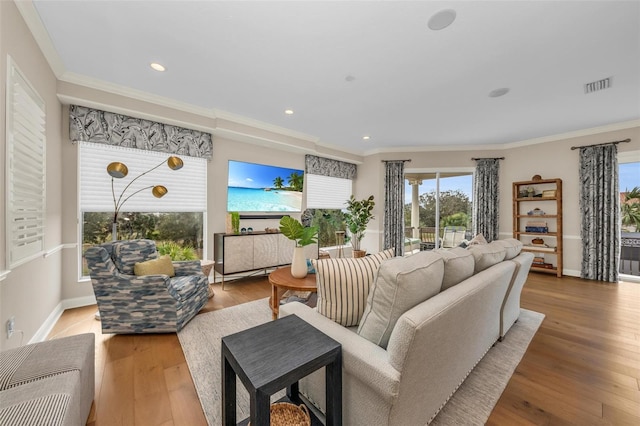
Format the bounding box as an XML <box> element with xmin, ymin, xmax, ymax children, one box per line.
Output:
<box><xmin>69</xmin><ymin>105</ymin><xmax>213</xmax><ymax>159</ymax></box>
<box><xmin>305</xmin><ymin>154</ymin><xmax>357</xmax><ymax>180</ymax></box>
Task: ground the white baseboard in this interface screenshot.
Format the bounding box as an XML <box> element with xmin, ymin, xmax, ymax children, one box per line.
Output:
<box><xmin>62</xmin><ymin>295</ymin><xmax>97</xmax><ymax>310</ymax></box>
<box><xmin>29</xmin><ymin>303</ymin><xmax>64</xmax><ymax>344</ymax></box>
<box><xmin>29</xmin><ymin>295</ymin><xmax>97</xmax><ymax>344</ymax></box>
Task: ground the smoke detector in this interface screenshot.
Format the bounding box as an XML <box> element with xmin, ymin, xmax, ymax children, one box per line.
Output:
<box><xmin>584</xmin><ymin>77</ymin><xmax>612</xmax><ymax>94</ymax></box>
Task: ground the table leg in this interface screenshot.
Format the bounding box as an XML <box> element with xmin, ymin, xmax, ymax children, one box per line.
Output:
<box><xmin>222</xmin><ymin>353</ymin><xmax>236</xmax><ymax>426</ymax></box>
<box><xmin>325</xmin><ymin>352</ymin><xmax>343</xmax><ymax>426</ymax></box>
<box><xmin>271</xmin><ymin>283</ymin><xmax>279</xmax><ymax>320</ymax></box>
<box><xmin>286</xmin><ymin>381</ymin><xmax>300</xmax><ymax>403</ymax></box>
<box><xmin>250</xmin><ymin>389</ymin><xmax>270</xmax><ymax>426</ymax></box>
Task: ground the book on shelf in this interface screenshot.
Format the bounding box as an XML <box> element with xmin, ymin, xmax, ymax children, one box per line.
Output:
<box><xmin>525</xmin><ymin>226</ymin><xmax>548</xmax><ymax>233</ymax></box>
<box><xmin>523</xmin><ymin>245</ymin><xmax>556</xmax><ymax>252</ymax></box>
<box><xmin>532</xmin><ymin>263</ymin><xmax>555</xmax><ymax>269</ymax></box>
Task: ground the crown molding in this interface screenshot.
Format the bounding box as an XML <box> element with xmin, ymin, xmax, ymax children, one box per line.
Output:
<box><xmin>14</xmin><ymin>0</ymin><xmax>66</xmax><ymax>77</ymax></box>
<box><xmin>364</xmin><ymin>119</ymin><xmax>640</xmax><ymax>156</ymax></box>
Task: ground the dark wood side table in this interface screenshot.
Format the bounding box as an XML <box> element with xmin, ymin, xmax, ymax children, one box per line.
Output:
<box><xmin>269</xmin><ymin>266</ymin><xmax>317</xmax><ymax>320</ymax></box>
<box><xmin>222</xmin><ymin>314</ymin><xmax>342</xmax><ymax>426</ymax></box>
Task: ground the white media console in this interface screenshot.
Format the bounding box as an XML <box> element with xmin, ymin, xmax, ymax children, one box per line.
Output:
<box><xmin>213</xmin><ymin>232</ymin><xmax>318</xmax><ymax>289</ymax></box>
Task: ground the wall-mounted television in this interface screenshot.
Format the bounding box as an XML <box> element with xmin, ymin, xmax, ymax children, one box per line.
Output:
<box><xmin>227</xmin><ymin>160</ymin><xmax>304</xmax><ymax>213</ymax></box>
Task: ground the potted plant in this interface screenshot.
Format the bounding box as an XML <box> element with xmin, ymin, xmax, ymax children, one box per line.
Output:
<box><xmin>279</xmin><ymin>216</ymin><xmax>318</xmax><ymax>278</ymax></box>
<box><xmin>344</xmin><ymin>195</ymin><xmax>375</xmax><ymax>257</ymax></box>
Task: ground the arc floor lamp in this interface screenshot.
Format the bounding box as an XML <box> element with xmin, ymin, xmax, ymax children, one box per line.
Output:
<box><xmin>107</xmin><ymin>155</ymin><xmax>183</xmax><ymax>241</ymax></box>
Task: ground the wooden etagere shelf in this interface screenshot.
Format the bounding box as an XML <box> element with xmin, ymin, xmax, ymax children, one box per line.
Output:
<box><xmin>513</xmin><ymin>178</ymin><xmax>563</xmax><ymax>277</ymax></box>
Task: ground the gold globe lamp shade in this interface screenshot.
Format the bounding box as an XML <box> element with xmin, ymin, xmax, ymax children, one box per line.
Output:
<box><xmin>107</xmin><ymin>162</ymin><xmax>129</xmax><ymax>178</ymax></box>
<box><xmin>152</xmin><ymin>185</ymin><xmax>168</xmax><ymax>198</ymax></box>
<box><xmin>167</xmin><ymin>156</ymin><xmax>183</xmax><ymax>170</ymax></box>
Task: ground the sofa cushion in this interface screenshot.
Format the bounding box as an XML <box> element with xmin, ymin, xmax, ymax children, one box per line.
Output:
<box><xmin>489</xmin><ymin>238</ymin><xmax>523</xmax><ymax>260</ymax></box>
<box><xmin>468</xmin><ymin>243</ymin><xmax>506</xmax><ymax>273</ymax></box>
<box><xmin>134</xmin><ymin>255</ymin><xmax>175</xmax><ymax>277</ymax></box>
<box><xmin>112</xmin><ymin>239</ymin><xmax>158</xmax><ymax>275</ymax></box>
<box><xmin>434</xmin><ymin>247</ymin><xmax>475</xmax><ymax>290</ymax></box>
<box><xmin>357</xmin><ymin>251</ymin><xmax>444</xmax><ymax>348</ymax></box>
<box><xmin>313</xmin><ymin>249</ymin><xmax>395</xmax><ymax>327</ymax></box>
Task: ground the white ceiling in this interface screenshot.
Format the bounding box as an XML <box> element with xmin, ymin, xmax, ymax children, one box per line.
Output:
<box><xmin>28</xmin><ymin>0</ymin><xmax>640</xmax><ymax>155</ymax></box>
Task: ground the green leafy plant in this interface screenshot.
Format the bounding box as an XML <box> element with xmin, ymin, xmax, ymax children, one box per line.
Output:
<box><xmin>230</xmin><ymin>212</ymin><xmax>240</xmax><ymax>234</ymax></box>
<box><xmin>344</xmin><ymin>195</ymin><xmax>375</xmax><ymax>252</ymax></box>
<box><xmin>279</xmin><ymin>216</ymin><xmax>318</xmax><ymax>247</ymax></box>
<box><xmin>156</xmin><ymin>241</ymin><xmax>198</xmax><ymax>261</ymax></box>
<box><xmin>621</xmin><ymin>186</ymin><xmax>640</xmax><ymax>232</ymax></box>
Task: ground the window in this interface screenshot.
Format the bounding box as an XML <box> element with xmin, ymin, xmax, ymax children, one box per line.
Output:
<box><xmin>79</xmin><ymin>142</ymin><xmax>207</xmax><ymax>275</ymax></box>
<box><xmin>404</xmin><ymin>170</ymin><xmax>474</xmax><ymax>249</ymax></box>
<box><xmin>618</xmin><ymin>152</ymin><xmax>640</xmax><ymax>279</ymax></box>
<box><xmin>306</xmin><ymin>174</ymin><xmax>352</xmax><ymax>249</ymax></box>
<box><xmin>5</xmin><ymin>57</ymin><xmax>46</xmax><ymax>268</ymax></box>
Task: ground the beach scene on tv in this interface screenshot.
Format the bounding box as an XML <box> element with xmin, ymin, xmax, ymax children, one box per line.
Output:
<box><xmin>227</xmin><ymin>160</ymin><xmax>304</xmax><ymax>212</ymax></box>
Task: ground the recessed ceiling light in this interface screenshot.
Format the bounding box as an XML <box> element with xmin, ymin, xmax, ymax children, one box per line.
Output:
<box><xmin>362</xmin><ymin>136</ymin><xmax>371</xmax><ymax>141</ymax></box>
<box><xmin>150</xmin><ymin>62</ymin><xmax>166</xmax><ymax>72</ymax></box>
<box><xmin>489</xmin><ymin>88</ymin><xmax>510</xmax><ymax>98</ymax></box>
<box><xmin>428</xmin><ymin>9</ymin><xmax>456</xmax><ymax>31</ymax></box>
<box><xmin>284</xmin><ymin>109</ymin><xmax>294</xmax><ymax>115</ymax></box>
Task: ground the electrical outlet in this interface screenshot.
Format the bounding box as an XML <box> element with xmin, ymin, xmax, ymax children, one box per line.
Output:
<box><xmin>6</xmin><ymin>316</ymin><xmax>15</xmax><ymax>339</ymax></box>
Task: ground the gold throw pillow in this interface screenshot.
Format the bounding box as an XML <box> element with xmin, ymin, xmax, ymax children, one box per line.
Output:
<box><xmin>134</xmin><ymin>255</ymin><xmax>175</xmax><ymax>277</ymax></box>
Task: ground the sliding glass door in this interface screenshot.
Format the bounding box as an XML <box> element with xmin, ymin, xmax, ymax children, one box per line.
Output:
<box><xmin>405</xmin><ymin>170</ymin><xmax>474</xmax><ymax>250</ymax></box>
<box><xmin>619</xmin><ymin>158</ymin><xmax>640</xmax><ymax>279</ymax></box>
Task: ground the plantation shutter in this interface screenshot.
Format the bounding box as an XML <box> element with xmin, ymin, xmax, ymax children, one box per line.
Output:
<box><xmin>6</xmin><ymin>57</ymin><xmax>46</xmax><ymax>268</ymax></box>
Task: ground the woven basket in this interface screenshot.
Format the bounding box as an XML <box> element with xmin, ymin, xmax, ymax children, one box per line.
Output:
<box><xmin>249</xmin><ymin>402</ymin><xmax>310</xmax><ymax>426</ymax></box>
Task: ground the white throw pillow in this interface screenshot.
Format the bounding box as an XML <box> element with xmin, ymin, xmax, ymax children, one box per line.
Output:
<box><xmin>434</xmin><ymin>247</ymin><xmax>475</xmax><ymax>290</ymax></box>
<box><xmin>357</xmin><ymin>251</ymin><xmax>444</xmax><ymax>348</ymax></box>
<box><xmin>313</xmin><ymin>249</ymin><xmax>395</xmax><ymax>327</ymax></box>
<box><xmin>489</xmin><ymin>238</ymin><xmax>523</xmax><ymax>260</ymax></box>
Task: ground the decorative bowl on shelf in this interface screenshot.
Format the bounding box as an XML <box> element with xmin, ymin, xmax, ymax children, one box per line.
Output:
<box><xmin>527</xmin><ymin>208</ymin><xmax>545</xmax><ymax>216</ymax></box>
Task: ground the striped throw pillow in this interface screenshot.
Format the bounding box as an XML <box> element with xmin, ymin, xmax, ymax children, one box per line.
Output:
<box><xmin>313</xmin><ymin>249</ymin><xmax>395</xmax><ymax>326</ymax></box>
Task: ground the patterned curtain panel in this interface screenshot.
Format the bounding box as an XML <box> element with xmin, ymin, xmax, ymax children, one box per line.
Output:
<box><xmin>579</xmin><ymin>144</ymin><xmax>619</xmax><ymax>282</ymax></box>
<box><xmin>473</xmin><ymin>159</ymin><xmax>500</xmax><ymax>242</ymax></box>
<box><xmin>69</xmin><ymin>105</ymin><xmax>213</xmax><ymax>159</ymax></box>
<box><xmin>383</xmin><ymin>161</ymin><xmax>406</xmax><ymax>256</ymax></box>
<box><xmin>305</xmin><ymin>154</ymin><xmax>357</xmax><ymax>179</ymax></box>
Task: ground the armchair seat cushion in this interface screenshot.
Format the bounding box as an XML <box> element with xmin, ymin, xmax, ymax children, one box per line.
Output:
<box><xmin>169</xmin><ymin>275</ymin><xmax>207</xmax><ymax>301</ymax></box>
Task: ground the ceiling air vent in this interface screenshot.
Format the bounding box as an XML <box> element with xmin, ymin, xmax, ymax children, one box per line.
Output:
<box><xmin>584</xmin><ymin>77</ymin><xmax>612</xmax><ymax>94</ymax></box>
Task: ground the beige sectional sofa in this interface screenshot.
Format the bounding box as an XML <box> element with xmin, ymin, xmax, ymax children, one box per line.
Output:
<box><xmin>0</xmin><ymin>334</ymin><xmax>95</xmax><ymax>426</ymax></box>
<box><xmin>280</xmin><ymin>239</ymin><xmax>533</xmax><ymax>425</ymax></box>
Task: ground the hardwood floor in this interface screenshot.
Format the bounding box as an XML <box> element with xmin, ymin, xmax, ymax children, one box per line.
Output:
<box><xmin>48</xmin><ymin>273</ymin><xmax>640</xmax><ymax>425</ymax></box>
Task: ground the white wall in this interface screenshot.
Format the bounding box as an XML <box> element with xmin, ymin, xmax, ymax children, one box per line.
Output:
<box><xmin>1</xmin><ymin>0</ymin><xmax>64</xmax><ymax>350</ymax></box>
<box><xmin>365</xmin><ymin>127</ymin><xmax>640</xmax><ymax>276</ymax></box>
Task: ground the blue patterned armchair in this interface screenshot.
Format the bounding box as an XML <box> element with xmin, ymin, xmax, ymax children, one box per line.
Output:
<box><xmin>85</xmin><ymin>239</ymin><xmax>209</xmax><ymax>334</ymax></box>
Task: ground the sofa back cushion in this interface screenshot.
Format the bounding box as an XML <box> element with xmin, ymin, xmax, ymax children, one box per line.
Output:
<box><xmin>112</xmin><ymin>239</ymin><xmax>158</xmax><ymax>275</ymax></box>
<box><xmin>435</xmin><ymin>247</ymin><xmax>475</xmax><ymax>290</ymax></box>
<box><xmin>489</xmin><ymin>238</ymin><xmax>523</xmax><ymax>260</ymax></box>
<box><xmin>357</xmin><ymin>251</ymin><xmax>444</xmax><ymax>348</ymax></box>
<box><xmin>313</xmin><ymin>249</ymin><xmax>395</xmax><ymax>327</ymax></box>
<box><xmin>468</xmin><ymin>243</ymin><xmax>506</xmax><ymax>273</ymax></box>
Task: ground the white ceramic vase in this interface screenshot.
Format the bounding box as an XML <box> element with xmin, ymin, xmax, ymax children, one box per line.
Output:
<box><xmin>290</xmin><ymin>246</ymin><xmax>308</xmax><ymax>278</ymax></box>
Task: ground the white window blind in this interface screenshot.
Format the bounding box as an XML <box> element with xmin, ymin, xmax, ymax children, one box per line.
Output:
<box><xmin>79</xmin><ymin>142</ymin><xmax>206</xmax><ymax>213</ymax></box>
<box><xmin>306</xmin><ymin>174</ymin><xmax>352</xmax><ymax>209</ymax></box>
<box><xmin>6</xmin><ymin>57</ymin><xmax>46</xmax><ymax>268</ymax></box>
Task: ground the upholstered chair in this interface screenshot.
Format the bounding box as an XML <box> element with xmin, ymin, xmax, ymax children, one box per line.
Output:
<box><xmin>85</xmin><ymin>239</ymin><xmax>209</xmax><ymax>334</ymax></box>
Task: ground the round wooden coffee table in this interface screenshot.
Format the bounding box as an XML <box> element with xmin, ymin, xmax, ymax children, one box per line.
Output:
<box><xmin>269</xmin><ymin>266</ymin><xmax>316</xmax><ymax>320</ymax></box>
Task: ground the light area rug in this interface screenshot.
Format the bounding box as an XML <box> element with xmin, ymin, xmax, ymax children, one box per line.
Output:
<box><xmin>178</xmin><ymin>298</ymin><xmax>544</xmax><ymax>425</ymax></box>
